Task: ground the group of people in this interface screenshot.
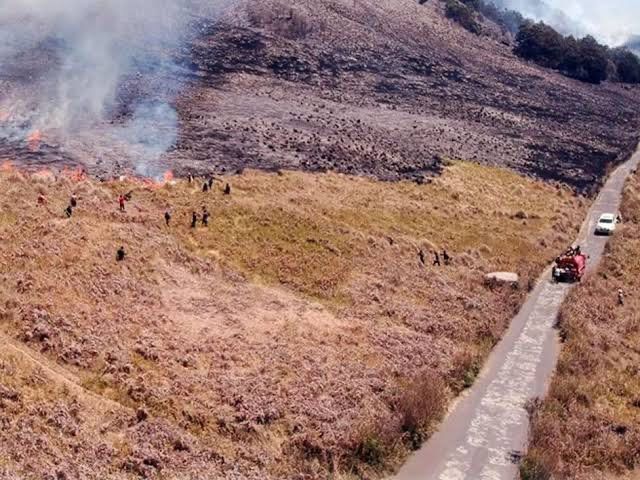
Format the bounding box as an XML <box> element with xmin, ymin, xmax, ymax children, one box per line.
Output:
<box><xmin>113</xmin><ymin>174</ymin><xmax>233</xmax><ymax>261</ymax></box>
<box><xmin>190</xmin><ymin>173</ymin><xmax>232</xmax><ymax>196</ymax></box>
<box><xmin>419</xmin><ymin>249</ymin><xmax>452</xmax><ymax>267</ymax></box>
<box><xmin>564</xmin><ymin>245</ymin><xmax>582</xmax><ymax>257</ymax></box>
<box><xmin>190</xmin><ymin>207</ymin><xmax>210</xmax><ymax>228</ymax></box>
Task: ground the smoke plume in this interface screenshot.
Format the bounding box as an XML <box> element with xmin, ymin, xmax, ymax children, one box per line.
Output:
<box><xmin>0</xmin><ymin>0</ymin><xmax>227</xmax><ymax>176</ymax></box>
<box><xmin>492</xmin><ymin>0</ymin><xmax>640</xmax><ymax>46</ymax></box>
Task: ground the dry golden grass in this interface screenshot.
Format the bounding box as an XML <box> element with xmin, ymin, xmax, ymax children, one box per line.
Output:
<box><xmin>524</xmin><ymin>172</ymin><xmax>640</xmax><ymax>480</ymax></box>
<box><xmin>143</xmin><ymin>162</ymin><xmax>583</xmax><ymax>301</ymax></box>
<box><xmin>0</xmin><ymin>163</ymin><xmax>586</xmax><ymax>478</ymax></box>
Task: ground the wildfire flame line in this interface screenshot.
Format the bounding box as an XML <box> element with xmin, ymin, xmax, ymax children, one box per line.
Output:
<box><xmin>1</xmin><ymin>160</ymin><xmax>14</xmax><ymax>172</ymax></box>
<box><xmin>0</xmin><ymin>161</ymin><xmax>174</xmax><ymax>190</ymax></box>
<box><xmin>27</xmin><ymin>130</ymin><xmax>42</xmax><ymax>152</ymax></box>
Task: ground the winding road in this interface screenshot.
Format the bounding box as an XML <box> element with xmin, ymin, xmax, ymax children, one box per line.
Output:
<box><xmin>394</xmin><ymin>148</ymin><xmax>640</xmax><ymax>480</ymax></box>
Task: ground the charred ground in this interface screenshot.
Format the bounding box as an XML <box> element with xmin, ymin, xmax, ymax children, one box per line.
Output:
<box><xmin>1</xmin><ymin>0</ymin><xmax>640</xmax><ymax>191</ymax></box>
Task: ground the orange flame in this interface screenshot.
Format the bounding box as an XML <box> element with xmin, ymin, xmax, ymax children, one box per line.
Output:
<box><xmin>0</xmin><ymin>111</ymin><xmax>9</xmax><ymax>122</ymax></box>
<box><xmin>27</xmin><ymin>130</ymin><xmax>42</xmax><ymax>152</ymax></box>
<box><xmin>32</xmin><ymin>168</ymin><xmax>56</xmax><ymax>182</ymax></box>
<box><xmin>1</xmin><ymin>160</ymin><xmax>14</xmax><ymax>172</ymax></box>
<box><xmin>61</xmin><ymin>166</ymin><xmax>87</xmax><ymax>182</ymax></box>
<box><xmin>163</xmin><ymin>170</ymin><xmax>174</xmax><ymax>183</ymax></box>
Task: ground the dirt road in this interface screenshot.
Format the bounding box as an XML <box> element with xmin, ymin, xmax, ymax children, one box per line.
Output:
<box><xmin>394</xmin><ymin>148</ymin><xmax>640</xmax><ymax>480</ymax></box>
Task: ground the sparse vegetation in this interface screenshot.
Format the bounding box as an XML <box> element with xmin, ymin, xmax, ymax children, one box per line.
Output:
<box><xmin>524</xmin><ymin>171</ymin><xmax>640</xmax><ymax>479</ymax></box>
<box><xmin>445</xmin><ymin>0</ymin><xmax>481</xmax><ymax>35</ymax></box>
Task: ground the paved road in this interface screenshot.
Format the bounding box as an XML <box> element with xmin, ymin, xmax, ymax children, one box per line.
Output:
<box><xmin>394</xmin><ymin>149</ymin><xmax>640</xmax><ymax>480</ymax></box>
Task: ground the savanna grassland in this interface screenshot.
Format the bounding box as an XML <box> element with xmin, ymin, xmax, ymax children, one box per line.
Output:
<box><xmin>0</xmin><ymin>161</ymin><xmax>586</xmax><ymax>479</ymax></box>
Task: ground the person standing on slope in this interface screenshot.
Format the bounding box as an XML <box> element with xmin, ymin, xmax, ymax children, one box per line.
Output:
<box><xmin>202</xmin><ymin>207</ymin><xmax>210</xmax><ymax>227</ymax></box>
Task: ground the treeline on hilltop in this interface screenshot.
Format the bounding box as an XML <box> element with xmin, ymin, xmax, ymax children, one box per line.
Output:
<box><xmin>426</xmin><ymin>0</ymin><xmax>640</xmax><ymax>85</ymax></box>
<box><xmin>515</xmin><ymin>21</ymin><xmax>640</xmax><ymax>84</ymax></box>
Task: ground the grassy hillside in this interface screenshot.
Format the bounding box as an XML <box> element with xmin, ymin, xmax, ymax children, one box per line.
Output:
<box><xmin>523</xmin><ymin>171</ymin><xmax>640</xmax><ymax>480</ymax></box>
<box><xmin>0</xmin><ymin>162</ymin><xmax>586</xmax><ymax>478</ymax></box>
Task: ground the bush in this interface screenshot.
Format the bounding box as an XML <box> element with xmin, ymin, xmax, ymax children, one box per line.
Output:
<box><xmin>354</xmin><ymin>435</ymin><xmax>385</xmax><ymax>466</ymax></box>
<box><xmin>570</xmin><ymin>36</ymin><xmax>608</xmax><ymax>84</ymax></box>
<box><xmin>612</xmin><ymin>47</ymin><xmax>640</xmax><ymax>84</ymax></box>
<box><xmin>445</xmin><ymin>0</ymin><xmax>481</xmax><ymax>35</ymax></box>
<box><xmin>449</xmin><ymin>350</ymin><xmax>481</xmax><ymax>393</ymax></box>
<box><xmin>520</xmin><ymin>456</ymin><xmax>552</xmax><ymax>480</ymax></box>
<box><xmin>395</xmin><ymin>370</ymin><xmax>447</xmax><ymax>449</ymax></box>
<box><xmin>515</xmin><ymin>21</ymin><xmax>566</xmax><ymax>69</ymax></box>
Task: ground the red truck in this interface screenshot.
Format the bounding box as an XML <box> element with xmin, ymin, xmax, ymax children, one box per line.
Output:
<box><xmin>552</xmin><ymin>248</ymin><xmax>586</xmax><ymax>283</ymax></box>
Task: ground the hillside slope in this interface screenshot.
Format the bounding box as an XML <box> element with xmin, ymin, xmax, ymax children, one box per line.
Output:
<box><xmin>1</xmin><ymin>0</ymin><xmax>639</xmax><ymax>191</ymax></box>
<box><xmin>524</xmin><ymin>171</ymin><xmax>640</xmax><ymax>480</ymax></box>
<box><xmin>0</xmin><ymin>163</ymin><xmax>586</xmax><ymax>479</ymax></box>
<box><xmin>173</xmin><ymin>0</ymin><xmax>640</xmax><ymax>191</ymax></box>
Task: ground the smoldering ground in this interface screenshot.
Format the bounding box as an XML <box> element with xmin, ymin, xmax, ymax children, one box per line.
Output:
<box><xmin>0</xmin><ymin>0</ymin><xmax>230</xmax><ymax>177</ymax></box>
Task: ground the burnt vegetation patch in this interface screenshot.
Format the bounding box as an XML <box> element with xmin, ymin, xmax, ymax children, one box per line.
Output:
<box><xmin>161</xmin><ymin>0</ymin><xmax>640</xmax><ymax>191</ymax></box>
<box><xmin>3</xmin><ymin>0</ymin><xmax>640</xmax><ymax>191</ymax></box>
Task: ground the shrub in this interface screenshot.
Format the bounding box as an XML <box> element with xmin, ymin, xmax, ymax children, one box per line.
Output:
<box><xmin>445</xmin><ymin>0</ymin><xmax>481</xmax><ymax>35</ymax></box>
<box><xmin>395</xmin><ymin>370</ymin><xmax>447</xmax><ymax>449</ymax></box>
<box><xmin>449</xmin><ymin>350</ymin><xmax>481</xmax><ymax>393</ymax></box>
<box><xmin>612</xmin><ymin>47</ymin><xmax>640</xmax><ymax>84</ymax></box>
<box><xmin>520</xmin><ymin>456</ymin><xmax>552</xmax><ymax>480</ymax></box>
<box><xmin>354</xmin><ymin>435</ymin><xmax>385</xmax><ymax>466</ymax></box>
<box><xmin>571</xmin><ymin>35</ymin><xmax>608</xmax><ymax>84</ymax></box>
<box><xmin>515</xmin><ymin>21</ymin><xmax>566</xmax><ymax>69</ymax></box>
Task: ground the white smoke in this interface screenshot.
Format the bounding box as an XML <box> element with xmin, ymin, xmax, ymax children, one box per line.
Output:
<box><xmin>493</xmin><ymin>0</ymin><xmax>640</xmax><ymax>46</ymax></box>
<box><xmin>491</xmin><ymin>0</ymin><xmax>588</xmax><ymax>37</ymax></box>
<box><xmin>0</xmin><ymin>0</ymin><xmax>229</xmax><ymax>176</ymax></box>
<box><xmin>544</xmin><ymin>0</ymin><xmax>640</xmax><ymax>46</ymax></box>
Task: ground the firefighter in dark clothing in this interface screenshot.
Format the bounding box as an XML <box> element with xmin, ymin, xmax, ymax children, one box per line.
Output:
<box><xmin>202</xmin><ymin>207</ymin><xmax>210</xmax><ymax>227</ymax></box>
<box><xmin>164</xmin><ymin>210</ymin><xmax>171</xmax><ymax>226</ymax></box>
<box><xmin>433</xmin><ymin>251</ymin><xmax>441</xmax><ymax>266</ymax></box>
<box><xmin>191</xmin><ymin>211</ymin><xmax>198</xmax><ymax>229</ymax></box>
<box><xmin>64</xmin><ymin>205</ymin><xmax>73</xmax><ymax>218</ymax></box>
<box><xmin>224</xmin><ymin>183</ymin><xmax>231</xmax><ymax>195</ymax></box>
<box><xmin>116</xmin><ymin>246</ymin><xmax>126</xmax><ymax>262</ymax></box>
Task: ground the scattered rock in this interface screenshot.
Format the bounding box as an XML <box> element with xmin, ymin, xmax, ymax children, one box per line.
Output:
<box><xmin>485</xmin><ymin>272</ymin><xmax>519</xmax><ymax>284</ymax></box>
